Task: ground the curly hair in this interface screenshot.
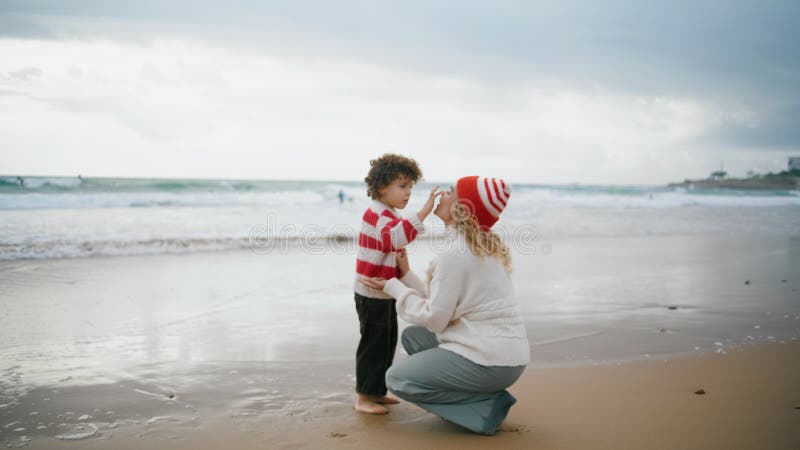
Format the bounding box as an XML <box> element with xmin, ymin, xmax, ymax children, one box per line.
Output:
<box><xmin>451</xmin><ymin>200</ymin><xmax>512</xmax><ymax>273</ymax></box>
<box><xmin>364</xmin><ymin>153</ymin><xmax>423</xmax><ymax>200</ymax></box>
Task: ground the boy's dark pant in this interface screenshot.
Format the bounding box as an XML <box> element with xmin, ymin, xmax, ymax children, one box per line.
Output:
<box><xmin>354</xmin><ymin>293</ymin><xmax>398</xmax><ymax>396</ymax></box>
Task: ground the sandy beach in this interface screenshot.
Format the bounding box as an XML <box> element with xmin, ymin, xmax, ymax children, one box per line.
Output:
<box><xmin>8</xmin><ymin>342</ymin><xmax>800</xmax><ymax>449</ymax></box>
<box><xmin>2</xmin><ymin>233</ymin><xmax>799</xmax><ymax>448</ymax></box>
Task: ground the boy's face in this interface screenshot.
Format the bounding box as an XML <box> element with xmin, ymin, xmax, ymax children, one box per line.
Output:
<box><xmin>379</xmin><ymin>175</ymin><xmax>413</xmax><ymax>209</ymax></box>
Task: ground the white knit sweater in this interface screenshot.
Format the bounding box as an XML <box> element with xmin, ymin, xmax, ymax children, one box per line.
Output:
<box><xmin>383</xmin><ymin>229</ymin><xmax>530</xmax><ymax>367</ymax></box>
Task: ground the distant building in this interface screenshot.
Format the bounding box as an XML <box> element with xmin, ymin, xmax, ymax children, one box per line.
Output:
<box><xmin>789</xmin><ymin>157</ymin><xmax>800</xmax><ymax>171</ymax></box>
<box><xmin>709</xmin><ymin>161</ymin><xmax>727</xmax><ymax>180</ymax></box>
<box><xmin>709</xmin><ymin>171</ymin><xmax>726</xmax><ymax>180</ymax></box>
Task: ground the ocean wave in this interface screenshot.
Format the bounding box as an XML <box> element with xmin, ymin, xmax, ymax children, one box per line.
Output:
<box><xmin>0</xmin><ymin>176</ymin><xmax>366</xmax><ymax>194</ymax></box>
<box><xmin>0</xmin><ymin>190</ymin><xmax>330</xmax><ymax>210</ymax></box>
<box><xmin>2</xmin><ymin>182</ymin><xmax>799</xmax><ymax>211</ymax></box>
<box><xmin>1</xmin><ymin>176</ymin><xmax>798</xmax><ymax>261</ymax></box>
<box><xmin>0</xmin><ymin>227</ymin><xmax>473</xmax><ymax>260</ymax></box>
<box><xmin>0</xmin><ymin>175</ymin><xmax>83</xmax><ymax>190</ymax></box>
<box><xmin>0</xmin><ymin>236</ymin><xmax>346</xmax><ymax>260</ymax></box>
<box><xmin>508</xmin><ymin>187</ymin><xmax>800</xmax><ymax>209</ymax></box>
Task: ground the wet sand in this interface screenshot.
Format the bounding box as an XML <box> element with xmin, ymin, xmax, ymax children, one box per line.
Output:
<box><xmin>2</xmin><ymin>233</ymin><xmax>800</xmax><ymax>447</ymax></box>
<box><xmin>9</xmin><ymin>342</ymin><xmax>800</xmax><ymax>449</ymax></box>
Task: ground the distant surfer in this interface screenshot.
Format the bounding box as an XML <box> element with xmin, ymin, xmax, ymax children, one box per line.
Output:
<box><xmin>338</xmin><ymin>189</ymin><xmax>345</xmax><ymax>205</ymax></box>
<box><xmin>78</xmin><ymin>174</ymin><xmax>84</xmax><ymax>183</ymax></box>
<box><xmin>16</xmin><ymin>176</ymin><xmax>24</xmax><ymax>187</ymax></box>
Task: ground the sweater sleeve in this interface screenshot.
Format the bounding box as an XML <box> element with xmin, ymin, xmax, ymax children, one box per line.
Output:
<box><xmin>399</xmin><ymin>270</ymin><xmax>427</xmax><ymax>296</ymax></box>
<box><xmin>384</xmin><ymin>258</ymin><xmax>461</xmax><ymax>333</ymax></box>
<box><xmin>376</xmin><ymin>211</ymin><xmax>425</xmax><ymax>249</ymax></box>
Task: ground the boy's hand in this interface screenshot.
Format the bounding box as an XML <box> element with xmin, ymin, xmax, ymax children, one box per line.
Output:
<box><xmin>396</xmin><ymin>249</ymin><xmax>409</xmax><ymax>278</ymax></box>
<box><xmin>359</xmin><ymin>276</ymin><xmax>388</xmax><ymax>290</ymax></box>
<box><xmin>417</xmin><ymin>185</ymin><xmax>442</xmax><ymax>222</ymax></box>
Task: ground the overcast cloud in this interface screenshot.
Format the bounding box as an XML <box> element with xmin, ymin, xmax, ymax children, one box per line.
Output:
<box><xmin>1</xmin><ymin>1</ymin><xmax>798</xmax><ymax>184</ymax></box>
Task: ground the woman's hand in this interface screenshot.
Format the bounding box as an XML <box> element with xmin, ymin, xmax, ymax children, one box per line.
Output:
<box><xmin>416</xmin><ymin>185</ymin><xmax>442</xmax><ymax>222</ymax></box>
<box><xmin>359</xmin><ymin>276</ymin><xmax>388</xmax><ymax>290</ymax></box>
<box><xmin>396</xmin><ymin>249</ymin><xmax>409</xmax><ymax>278</ymax></box>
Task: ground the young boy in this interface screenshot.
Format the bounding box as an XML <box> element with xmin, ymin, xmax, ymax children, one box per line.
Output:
<box><xmin>354</xmin><ymin>153</ymin><xmax>439</xmax><ymax>414</ymax></box>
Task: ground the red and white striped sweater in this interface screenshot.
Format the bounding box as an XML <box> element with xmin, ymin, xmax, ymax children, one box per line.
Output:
<box><xmin>353</xmin><ymin>199</ymin><xmax>426</xmax><ymax>299</ymax></box>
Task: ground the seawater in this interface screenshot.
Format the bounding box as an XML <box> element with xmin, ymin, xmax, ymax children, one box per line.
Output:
<box><xmin>1</xmin><ymin>175</ymin><xmax>799</xmax><ymax>259</ymax></box>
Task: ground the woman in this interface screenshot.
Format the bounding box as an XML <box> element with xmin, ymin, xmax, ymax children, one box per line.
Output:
<box><xmin>360</xmin><ymin>176</ymin><xmax>530</xmax><ymax>435</ymax></box>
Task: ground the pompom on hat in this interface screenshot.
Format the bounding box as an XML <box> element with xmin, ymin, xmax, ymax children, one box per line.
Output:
<box><xmin>455</xmin><ymin>176</ymin><xmax>511</xmax><ymax>231</ymax></box>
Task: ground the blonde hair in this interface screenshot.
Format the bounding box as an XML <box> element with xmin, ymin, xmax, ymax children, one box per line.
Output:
<box><xmin>451</xmin><ymin>200</ymin><xmax>512</xmax><ymax>273</ymax></box>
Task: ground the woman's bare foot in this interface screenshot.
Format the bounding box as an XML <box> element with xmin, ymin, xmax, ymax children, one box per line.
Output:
<box><xmin>369</xmin><ymin>393</ymin><xmax>401</xmax><ymax>404</ymax></box>
<box><xmin>354</xmin><ymin>394</ymin><xmax>389</xmax><ymax>414</ymax></box>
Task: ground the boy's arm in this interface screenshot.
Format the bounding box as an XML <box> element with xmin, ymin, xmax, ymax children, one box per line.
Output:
<box><xmin>377</xmin><ymin>212</ymin><xmax>424</xmax><ymax>249</ymax></box>
<box><xmin>370</xmin><ymin>186</ymin><xmax>440</xmax><ymax>250</ymax></box>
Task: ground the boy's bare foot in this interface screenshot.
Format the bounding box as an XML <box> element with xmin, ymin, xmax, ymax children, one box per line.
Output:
<box><xmin>369</xmin><ymin>393</ymin><xmax>401</xmax><ymax>404</ymax></box>
<box><xmin>354</xmin><ymin>394</ymin><xmax>389</xmax><ymax>414</ymax></box>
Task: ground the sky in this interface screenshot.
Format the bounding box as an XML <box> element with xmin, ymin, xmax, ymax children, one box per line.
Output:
<box><xmin>1</xmin><ymin>0</ymin><xmax>799</xmax><ymax>185</ymax></box>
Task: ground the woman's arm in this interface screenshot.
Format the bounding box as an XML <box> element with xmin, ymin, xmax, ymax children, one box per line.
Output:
<box><xmin>393</xmin><ymin>247</ymin><xmax>427</xmax><ymax>294</ymax></box>
<box><xmin>383</xmin><ymin>258</ymin><xmax>461</xmax><ymax>333</ymax></box>
<box><xmin>398</xmin><ymin>270</ymin><xmax>427</xmax><ymax>295</ymax></box>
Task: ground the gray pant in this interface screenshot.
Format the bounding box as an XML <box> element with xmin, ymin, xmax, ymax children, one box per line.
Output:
<box><xmin>385</xmin><ymin>326</ymin><xmax>526</xmax><ymax>435</ymax></box>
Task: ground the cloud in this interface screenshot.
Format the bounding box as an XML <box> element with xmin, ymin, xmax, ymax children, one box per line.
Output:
<box><xmin>8</xmin><ymin>66</ymin><xmax>43</xmax><ymax>80</ymax></box>
<box><xmin>2</xmin><ymin>1</ymin><xmax>798</xmax><ymax>95</ymax></box>
<box><xmin>1</xmin><ymin>1</ymin><xmax>798</xmax><ymax>182</ymax></box>
<box><xmin>0</xmin><ymin>12</ymin><xmax>55</xmax><ymax>39</ymax></box>
<box><xmin>2</xmin><ymin>38</ymin><xmax>761</xmax><ymax>184</ymax></box>
<box><xmin>699</xmin><ymin>104</ymin><xmax>800</xmax><ymax>151</ymax></box>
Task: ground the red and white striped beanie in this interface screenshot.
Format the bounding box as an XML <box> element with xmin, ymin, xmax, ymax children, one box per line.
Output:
<box><xmin>455</xmin><ymin>175</ymin><xmax>510</xmax><ymax>231</ymax></box>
